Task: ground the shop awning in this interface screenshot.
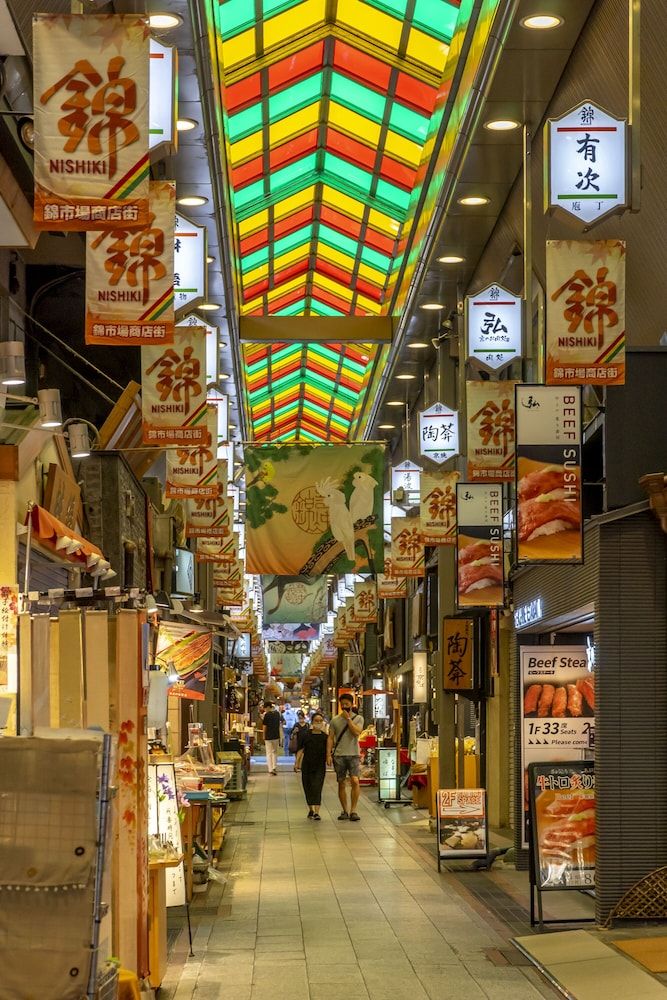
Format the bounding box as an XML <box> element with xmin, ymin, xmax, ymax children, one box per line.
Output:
<box><xmin>27</xmin><ymin>505</ymin><xmax>104</xmax><ymax>567</ymax></box>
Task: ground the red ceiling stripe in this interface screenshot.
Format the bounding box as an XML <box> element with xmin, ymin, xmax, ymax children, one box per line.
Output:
<box><xmin>243</xmin><ymin>276</ymin><xmax>270</xmax><ymax>301</ymax></box>
<box><xmin>326</xmin><ymin>128</ymin><xmax>376</xmax><ymax>172</ymax></box>
<box><xmin>354</xmin><ymin>276</ymin><xmax>383</xmax><ymax>301</ymax></box>
<box><xmin>320</xmin><ymin>204</ymin><xmax>362</xmax><ymax>241</ymax></box>
<box><xmin>364</xmin><ymin>226</ymin><xmax>396</xmax><ymax>256</ymax></box>
<box><xmin>232</xmin><ymin>155</ymin><xmax>264</xmax><ymax>189</ymax></box>
<box><xmin>310</xmin><ymin>285</ymin><xmax>351</xmax><ymax>313</ymax></box>
<box><xmin>318</xmin><ymin>259</ymin><xmax>353</xmax><ymax>287</ymax></box>
<box><xmin>225</xmin><ymin>74</ymin><xmax>261</xmax><ymax>113</ymax></box>
<box><xmin>379</xmin><ymin>154</ymin><xmax>417</xmax><ymax>190</ymax></box>
<box><xmin>333</xmin><ymin>39</ymin><xmax>391</xmax><ymax>92</ymax></box>
<box><xmin>268</xmin><ymin>40</ymin><xmax>325</xmax><ymax>92</ymax></box>
<box><xmin>274</xmin><ymin>205</ymin><xmax>314</xmax><ymax>240</ymax></box>
<box><xmin>395</xmin><ymin>71</ymin><xmax>438</xmax><ymax>115</ymax></box>
<box><xmin>270</xmin><ymin>286</ymin><xmax>308</xmax><ymax>313</ymax></box>
<box><xmin>270</xmin><ymin>129</ymin><xmax>319</xmax><ymax>171</ymax></box>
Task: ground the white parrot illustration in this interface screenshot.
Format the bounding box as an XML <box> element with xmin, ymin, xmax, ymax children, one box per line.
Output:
<box><xmin>316</xmin><ymin>477</ymin><xmax>356</xmax><ymax>563</ymax></box>
<box><xmin>349</xmin><ymin>471</ymin><xmax>378</xmax><ymax>524</ymax></box>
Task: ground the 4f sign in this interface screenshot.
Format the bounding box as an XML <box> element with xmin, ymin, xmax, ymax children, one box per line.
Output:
<box><xmin>419</xmin><ymin>403</ymin><xmax>459</xmax><ymax>465</ymax></box>
<box><xmin>546</xmin><ymin>102</ymin><xmax>628</xmax><ymax>226</ymax></box>
<box><xmin>465</xmin><ymin>283</ymin><xmax>523</xmax><ymax>373</ymax></box>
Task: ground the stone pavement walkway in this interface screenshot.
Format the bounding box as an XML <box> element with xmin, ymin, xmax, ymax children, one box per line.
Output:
<box><xmin>161</xmin><ymin>761</ymin><xmax>559</xmax><ymax>1000</ymax></box>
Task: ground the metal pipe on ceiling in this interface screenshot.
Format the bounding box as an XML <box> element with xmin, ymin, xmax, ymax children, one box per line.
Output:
<box><xmin>362</xmin><ymin>0</ymin><xmax>520</xmax><ymax>440</ymax></box>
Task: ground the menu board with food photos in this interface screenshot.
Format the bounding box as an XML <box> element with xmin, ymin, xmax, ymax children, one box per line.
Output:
<box><xmin>528</xmin><ymin>761</ymin><xmax>595</xmax><ymax>890</ymax></box>
<box><xmin>436</xmin><ymin>789</ymin><xmax>488</xmax><ymax>867</ymax></box>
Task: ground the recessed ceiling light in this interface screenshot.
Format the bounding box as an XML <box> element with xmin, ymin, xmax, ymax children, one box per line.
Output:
<box><xmin>420</xmin><ymin>302</ymin><xmax>445</xmax><ymax>311</ymax></box>
<box><xmin>177</xmin><ymin>194</ymin><xmax>208</xmax><ymax>207</ymax></box>
<box><xmin>229</xmin><ymin>424</ymin><xmax>237</xmax><ymax>430</ymax></box>
<box><xmin>396</xmin><ymin>373</ymin><xmax>416</xmax><ymax>381</ymax></box>
<box><xmin>438</xmin><ymin>255</ymin><xmax>465</xmax><ymax>264</ymax></box>
<box><xmin>219</xmin><ymin>372</ymin><xmax>230</xmax><ymax>380</ymax></box>
<box><xmin>458</xmin><ymin>195</ymin><xmax>490</xmax><ymax>206</ymax></box>
<box><xmin>407</xmin><ymin>341</ymin><xmax>430</xmax><ymax>349</ymax></box>
<box><xmin>206</xmin><ymin>255</ymin><xmax>215</xmax><ymax>264</ymax></box>
<box><xmin>198</xmin><ymin>302</ymin><xmax>221</xmax><ymax>311</ymax></box>
<box><xmin>148</xmin><ymin>12</ymin><xmax>182</xmax><ymax>30</ymax></box>
<box><xmin>219</xmin><ymin>341</ymin><xmax>228</xmax><ymax>348</ymax></box>
<box><xmin>484</xmin><ymin>118</ymin><xmax>521</xmax><ymax>131</ymax></box>
<box><xmin>520</xmin><ymin>13</ymin><xmax>564</xmax><ymax>30</ymax></box>
<box><xmin>378</xmin><ymin>424</ymin><xmax>395</xmax><ymax>430</ymax></box>
<box><xmin>176</xmin><ymin>117</ymin><xmax>197</xmax><ymax>132</ymax></box>
<box><xmin>387</xmin><ymin>400</ymin><xmax>404</xmax><ymax>407</ymax></box>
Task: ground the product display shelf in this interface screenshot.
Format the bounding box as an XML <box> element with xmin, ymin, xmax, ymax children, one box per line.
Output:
<box><xmin>216</xmin><ymin>750</ymin><xmax>245</xmax><ymax>798</ymax></box>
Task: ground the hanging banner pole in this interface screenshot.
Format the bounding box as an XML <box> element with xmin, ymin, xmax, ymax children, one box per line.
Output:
<box><xmin>523</xmin><ymin>124</ymin><xmax>539</xmax><ymax>382</ymax></box>
<box><xmin>629</xmin><ymin>0</ymin><xmax>641</xmax><ymax>212</ymax></box>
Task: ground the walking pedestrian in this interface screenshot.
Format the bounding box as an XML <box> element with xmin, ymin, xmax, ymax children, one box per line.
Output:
<box><xmin>327</xmin><ymin>693</ymin><xmax>365</xmax><ymax>822</ymax></box>
<box><xmin>289</xmin><ymin>710</ymin><xmax>309</xmax><ymax>770</ymax></box>
<box><xmin>296</xmin><ymin>711</ymin><xmax>328</xmax><ymax>819</ymax></box>
<box><xmin>262</xmin><ymin>700</ymin><xmax>282</xmax><ymax>775</ymax></box>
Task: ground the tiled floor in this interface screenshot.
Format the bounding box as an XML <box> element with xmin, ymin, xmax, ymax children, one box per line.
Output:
<box><xmin>161</xmin><ymin>760</ymin><xmax>558</xmax><ymax>1000</ymax></box>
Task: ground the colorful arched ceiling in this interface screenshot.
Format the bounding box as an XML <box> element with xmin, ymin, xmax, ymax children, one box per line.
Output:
<box><xmin>213</xmin><ymin>0</ymin><xmax>462</xmax><ymax>439</ymax></box>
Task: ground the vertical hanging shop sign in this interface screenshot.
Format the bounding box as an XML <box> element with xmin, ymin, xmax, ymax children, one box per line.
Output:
<box><xmin>372</xmin><ymin>677</ymin><xmax>388</xmax><ymax>720</ymax></box>
<box><xmin>420</xmin><ymin>469</ymin><xmax>459</xmax><ymax>546</ymax></box>
<box><xmin>147</xmin><ymin>763</ymin><xmax>186</xmax><ymax>906</ymax></box>
<box><xmin>148</xmin><ymin>37</ymin><xmax>177</xmax><ymax>160</ymax></box>
<box><xmin>465</xmin><ymin>284</ymin><xmax>522</xmax><ymax>373</ymax></box>
<box><xmin>390</xmin><ymin>514</ymin><xmax>424</xmax><ymax>578</ymax></box>
<box><xmin>546</xmin><ymin>240</ymin><xmax>626</xmax><ymax>386</ymax></box>
<box><xmin>196</xmin><ymin>531</ymin><xmax>239</xmax><ymax>563</ymax></box>
<box><xmin>207</xmin><ymin>389</ymin><xmax>229</xmax><ymax>454</ymax></box>
<box><xmin>142</xmin><ymin>325</ymin><xmax>207</xmax><ymax>445</ymax></box>
<box><xmin>185</xmin><ymin>494</ymin><xmax>233</xmax><ymax>538</ymax></box>
<box><xmin>174</xmin><ymin>212</ymin><xmax>207</xmax><ymax>318</ymax></box>
<box><xmin>33</xmin><ymin>14</ymin><xmax>150</xmax><ymax>230</ymax></box>
<box><xmin>466</xmin><ymin>381</ymin><xmax>517</xmax><ymax>482</ymax></box>
<box><xmin>165</xmin><ymin>404</ymin><xmax>217</xmax><ymax>499</ymax></box>
<box><xmin>391</xmin><ymin>460</ymin><xmax>422</xmax><ymax>508</ymax></box>
<box><xmin>456</xmin><ymin>484</ymin><xmax>504</xmax><ymax>609</ymax></box>
<box><xmin>545</xmin><ymin>101</ymin><xmax>628</xmax><ymax>226</ymax></box>
<box><xmin>443</xmin><ymin>617</ymin><xmax>475</xmax><ymax>691</ymax></box>
<box><xmin>413</xmin><ymin>651</ymin><xmax>428</xmax><ymax>703</ymax></box>
<box><xmin>419</xmin><ymin>403</ymin><xmax>460</xmax><ymax>464</ymax></box>
<box><xmin>520</xmin><ymin>645</ymin><xmax>594</xmax><ymax>848</ymax></box>
<box><xmin>86</xmin><ymin>180</ymin><xmax>175</xmax><ymax>345</ymax></box>
<box><xmin>179</xmin><ymin>314</ymin><xmax>219</xmax><ymax>387</ymax></box>
<box><xmin>378</xmin><ymin>551</ymin><xmax>408</xmax><ymax>599</ymax></box>
<box><xmin>0</xmin><ymin>586</ymin><xmax>18</xmax><ymax>722</ymax></box>
<box><xmin>352</xmin><ymin>579</ymin><xmax>378</xmax><ymax>625</ymax></box>
<box><xmin>515</xmin><ymin>385</ymin><xmax>583</xmax><ymax>564</ymax></box>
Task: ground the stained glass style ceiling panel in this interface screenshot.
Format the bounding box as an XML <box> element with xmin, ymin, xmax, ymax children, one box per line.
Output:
<box><xmin>214</xmin><ymin>0</ymin><xmax>461</xmax><ymax>439</ymax></box>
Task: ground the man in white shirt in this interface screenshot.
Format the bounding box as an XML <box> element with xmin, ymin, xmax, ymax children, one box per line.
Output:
<box><xmin>327</xmin><ymin>692</ymin><xmax>365</xmax><ymax>822</ymax></box>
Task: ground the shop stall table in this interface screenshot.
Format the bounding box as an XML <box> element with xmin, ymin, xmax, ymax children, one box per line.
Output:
<box><xmin>148</xmin><ymin>855</ymin><xmax>183</xmax><ymax>989</ymax></box>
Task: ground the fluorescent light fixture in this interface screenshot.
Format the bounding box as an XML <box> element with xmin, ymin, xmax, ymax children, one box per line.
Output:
<box><xmin>520</xmin><ymin>13</ymin><xmax>564</xmax><ymax>29</ymax></box>
<box><xmin>0</xmin><ymin>342</ymin><xmax>25</xmax><ymax>386</ymax></box>
<box><xmin>206</xmin><ymin>255</ymin><xmax>215</xmax><ymax>263</ymax></box>
<box><xmin>387</xmin><ymin>400</ymin><xmax>404</xmax><ymax>406</ymax></box>
<box><xmin>484</xmin><ymin>118</ymin><xmax>521</xmax><ymax>131</ymax></box>
<box><xmin>420</xmin><ymin>302</ymin><xmax>445</xmax><ymax>311</ymax></box>
<box><xmin>68</xmin><ymin>422</ymin><xmax>91</xmax><ymax>458</ymax></box>
<box><xmin>198</xmin><ymin>302</ymin><xmax>221</xmax><ymax>312</ymax></box>
<box><xmin>219</xmin><ymin>372</ymin><xmax>230</xmax><ymax>379</ymax></box>
<box><xmin>378</xmin><ymin>424</ymin><xmax>395</xmax><ymax>430</ymax></box>
<box><xmin>148</xmin><ymin>12</ymin><xmax>182</xmax><ymax>29</ymax></box>
<box><xmin>407</xmin><ymin>341</ymin><xmax>430</xmax><ymax>349</ymax></box>
<box><xmin>438</xmin><ymin>254</ymin><xmax>465</xmax><ymax>264</ymax></box>
<box><xmin>458</xmin><ymin>195</ymin><xmax>490</xmax><ymax>206</ymax></box>
<box><xmin>176</xmin><ymin>117</ymin><xmax>197</xmax><ymax>132</ymax></box>
<box><xmin>396</xmin><ymin>373</ymin><xmax>416</xmax><ymax>381</ymax></box>
<box><xmin>38</xmin><ymin>388</ymin><xmax>62</xmax><ymax>427</ymax></box>
<box><xmin>176</xmin><ymin>194</ymin><xmax>208</xmax><ymax>207</ymax></box>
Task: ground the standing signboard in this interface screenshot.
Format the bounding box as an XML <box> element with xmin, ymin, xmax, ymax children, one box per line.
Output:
<box><xmin>419</xmin><ymin>403</ymin><xmax>459</xmax><ymax>464</ymax></box>
<box><xmin>436</xmin><ymin>789</ymin><xmax>488</xmax><ymax>869</ymax></box>
<box><xmin>147</xmin><ymin>763</ymin><xmax>186</xmax><ymax>906</ymax></box>
<box><xmin>465</xmin><ymin>284</ymin><xmax>522</xmax><ymax>373</ymax></box>
<box><xmin>466</xmin><ymin>381</ymin><xmax>516</xmax><ymax>483</ymax></box>
<box><xmin>545</xmin><ymin>101</ymin><xmax>627</xmax><ymax>226</ymax></box>
<box><xmin>442</xmin><ymin>617</ymin><xmax>475</xmax><ymax>691</ymax></box>
<box><xmin>515</xmin><ymin>385</ymin><xmax>583</xmax><ymax>564</ymax></box>
<box><xmin>377</xmin><ymin>746</ymin><xmax>398</xmax><ymax>803</ymax></box>
<box><xmin>528</xmin><ymin>761</ymin><xmax>595</xmax><ymax>891</ymax></box>
<box><xmin>546</xmin><ymin>240</ymin><xmax>626</xmax><ymax>387</ymax></box>
<box><xmin>455</xmin><ymin>483</ymin><xmax>504</xmax><ymax>609</ymax></box>
<box><xmin>520</xmin><ymin>645</ymin><xmax>594</xmax><ymax>848</ymax></box>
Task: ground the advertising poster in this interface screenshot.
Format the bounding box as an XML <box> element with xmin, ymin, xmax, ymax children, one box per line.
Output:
<box><xmin>515</xmin><ymin>385</ymin><xmax>582</xmax><ymax>564</ymax></box>
<box><xmin>33</xmin><ymin>14</ymin><xmax>149</xmax><ymax>230</ymax></box>
<box><xmin>529</xmin><ymin>761</ymin><xmax>595</xmax><ymax>890</ymax></box>
<box><xmin>352</xmin><ymin>579</ymin><xmax>378</xmax><ymax>624</ymax></box>
<box><xmin>245</xmin><ymin>444</ymin><xmax>384</xmax><ymax>576</ymax></box>
<box><xmin>520</xmin><ymin>645</ymin><xmax>595</xmax><ymax>847</ymax></box>
<box><xmin>455</xmin><ymin>484</ymin><xmax>504</xmax><ymax>609</ymax></box>
<box><xmin>86</xmin><ymin>180</ymin><xmax>175</xmax><ymax>346</ymax></box>
<box><xmin>466</xmin><ymin>380</ymin><xmax>517</xmax><ymax>483</ymax></box>
<box><xmin>156</xmin><ymin>622</ymin><xmax>211</xmax><ymax>700</ymax></box>
<box><xmin>262</xmin><ymin>623</ymin><xmax>320</xmax><ymax>642</ymax></box>
<box><xmin>390</xmin><ymin>514</ymin><xmax>424</xmax><ymax>578</ymax></box>
<box><xmin>147</xmin><ymin>763</ymin><xmax>186</xmax><ymax>906</ymax></box>
<box><xmin>442</xmin><ymin>617</ymin><xmax>475</xmax><ymax>691</ymax></box>
<box><xmin>142</xmin><ymin>326</ymin><xmax>208</xmax><ymax>445</ymax></box>
<box><xmin>165</xmin><ymin>405</ymin><xmax>217</xmax><ymax>499</ymax></box>
<box><xmin>437</xmin><ymin>789</ymin><xmax>488</xmax><ymax>859</ymax></box>
<box><xmin>546</xmin><ymin>240</ymin><xmax>625</xmax><ymax>387</ymax></box>
<box><xmin>261</xmin><ymin>575</ymin><xmax>328</xmax><ymax>625</ymax></box>
<box><xmin>185</xmin><ymin>494</ymin><xmax>233</xmax><ymax>539</ymax></box>
<box><xmin>420</xmin><ymin>469</ymin><xmax>459</xmax><ymax>546</ymax></box>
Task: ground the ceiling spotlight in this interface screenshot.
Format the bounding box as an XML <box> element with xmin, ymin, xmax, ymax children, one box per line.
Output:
<box><xmin>407</xmin><ymin>341</ymin><xmax>430</xmax><ymax>349</ymax></box>
<box><xmin>520</xmin><ymin>14</ymin><xmax>564</xmax><ymax>30</ymax></box>
<box><xmin>176</xmin><ymin>117</ymin><xmax>197</xmax><ymax>132</ymax></box>
<box><xmin>420</xmin><ymin>302</ymin><xmax>445</xmax><ymax>311</ymax></box>
<box><xmin>484</xmin><ymin>118</ymin><xmax>521</xmax><ymax>131</ymax></box>
<box><xmin>378</xmin><ymin>424</ymin><xmax>395</xmax><ymax>430</ymax></box>
<box><xmin>176</xmin><ymin>194</ymin><xmax>208</xmax><ymax>207</ymax></box>
<box><xmin>38</xmin><ymin>388</ymin><xmax>62</xmax><ymax>428</ymax></box>
<box><xmin>386</xmin><ymin>400</ymin><xmax>404</xmax><ymax>407</ymax></box>
<box><xmin>396</xmin><ymin>373</ymin><xmax>416</xmax><ymax>381</ymax></box>
<box><xmin>148</xmin><ymin>12</ymin><xmax>183</xmax><ymax>30</ymax></box>
<box><xmin>458</xmin><ymin>195</ymin><xmax>490</xmax><ymax>206</ymax></box>
<box><xmin>206</xmin><ymin>255</ymin><xmax>215</xmax><ymax>264</ymax></box>
<box><xmin>198</xmin><ymin>302</ymin><xmax>221</xmax><ymax>311</ymax></box>
<box><xmin>229</xmin><ymin>423</ymin><xmax>237</xmax><ymax>430</ymax></box>
<box><xmin>219</xmin><ymin>372</ymin><xmax>230</xmax><ymax>379</ymax></box>
<box><xmin>68</xmin><ymin>422</ymin><xmax>91</xmax><ymax>459</ymax></box>
<box><xmin>438</xmin><ymin>254</ymin><xmax>465</xmax><ymax>264</ymax></box>
<box><xmin>0</xmin><ymin>341</ymin><xmax>25</xmax><ymax>386</ymax></box>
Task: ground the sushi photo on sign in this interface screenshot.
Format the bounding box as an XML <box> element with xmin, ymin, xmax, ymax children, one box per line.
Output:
<box><xmin>529</xmin><ymin>761</ymin><xmax>595</xmax><ymax>889</ymax></box>
<box><xmin>437</xmin><ymin>789</ymin><xmax>488</xmax><ymax>858</ymax></box>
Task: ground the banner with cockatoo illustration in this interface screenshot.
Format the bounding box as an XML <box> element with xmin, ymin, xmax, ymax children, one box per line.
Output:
<box><xmin>244</xmin><ymin>444</ymin><xmax>384</xmax><ymax>576</ymax></box>
<box><xmin>261</xmin><ymin>575</ymin><xmax>328</xmax><ymax>625</ymax></box>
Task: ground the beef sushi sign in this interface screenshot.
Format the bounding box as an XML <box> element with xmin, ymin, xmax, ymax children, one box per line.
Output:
<box><xmin>520</xmin><ymin>645</ymin><xmax>595</xmax><ymax>848</ymax></box>
<box><xmin>455</xmin><ymin>484</ymin><xmax>504</xmax><ymax>609</ymax></box>
<box><xmin>515</xmin><ymin>385</ymin><xmax>582</xmax><ymax>564</ymax></box>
